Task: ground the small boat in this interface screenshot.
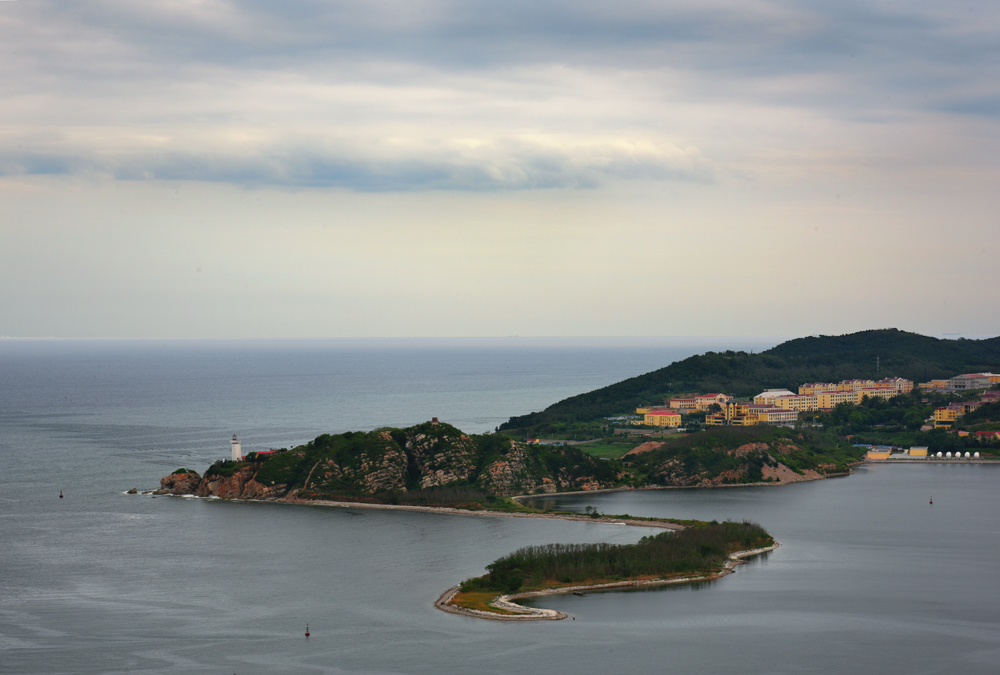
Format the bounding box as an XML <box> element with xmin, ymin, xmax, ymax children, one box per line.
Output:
<box><xmin>573</xmin><ymin>591</ymin><xmax>586</xmax><ymax>597</ymax></box>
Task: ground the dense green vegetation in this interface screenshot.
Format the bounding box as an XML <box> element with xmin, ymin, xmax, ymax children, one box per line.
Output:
<box><xmin>961</xmin><ymin>399</ymin><xmax>1000</xmax><ymax>425</ymax></box>
<box><xmin>211</xmin><ymin>421</ymin><xmax>620</xmax><ymax>502</ymax></box>
<box><xmin>459</xmin><ymin>521</ymin><xmax>773</xmax><ymax>594</ymax></box>
<box><xmin>623</xmin><ymin>426</ymin><xmax>859</xmax><ymax>485</ymax></box>
<box><xmin>499</xmin><ymin>329</ymin><xmax>1000</xmax><ymax>438</ymax></box>
<box><xmin>204</xmin><ymin>459</ymin><xmax>244</xmax><ymax>478</ymax></box>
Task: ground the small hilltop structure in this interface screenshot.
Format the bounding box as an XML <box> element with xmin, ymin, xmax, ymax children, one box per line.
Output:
<box><xmin>231</xmin><ymin>434</ymin><xmax>242</xmax><ymax>462</ymax></box>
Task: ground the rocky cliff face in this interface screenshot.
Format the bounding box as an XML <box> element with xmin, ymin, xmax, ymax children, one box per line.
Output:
<box><xmin>153</xmin><ymin>420</ymin><xmax>619</xmax><ymax>502</ymax></box>
<box><xmin>193</xmin><ymin>465</ymin><xmax>286</xmax><ymax>500</ymax></box>
<box><xmin>154</xmin><ymin>470</ymin><xmax>202</xmax><ymax>495</ymax></box>
<box><xmin>406</xmin><ymin>428</ymin><xmax>478</xmax><ymax>489</ymax></box>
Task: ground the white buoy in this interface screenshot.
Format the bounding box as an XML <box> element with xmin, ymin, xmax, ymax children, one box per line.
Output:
<box><xmin>231</xmin><ymin>434</ymin><xmax>242</xmax><ymax>461</ymax></box>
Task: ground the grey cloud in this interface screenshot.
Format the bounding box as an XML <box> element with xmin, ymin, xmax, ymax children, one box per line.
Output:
<box><xmin>1</xmin><ymin>0</ymin><xmax>997</xmax><ymax>190</ymax></box>
<box><xmin>0</xmin><ymin>136</ymin><xmax>712</xmax><ymax>190</ymax></box>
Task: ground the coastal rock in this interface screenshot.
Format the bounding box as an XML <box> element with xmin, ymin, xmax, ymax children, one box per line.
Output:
<box><xmin>358</xmin><ymin>448</ymin><xmax>408</xmax><ymax>493</ymax></box>
<box><xmin>194</xmin><ymin>465</ymin><xmax>255</xmax><ymax>498</ymax></box>
<box><xmin>153</xmin><ymin>470</ymin><xmax>202</xmax><ymax>495</ymax></box>
<box><xmin>153</xmin><ymin>421</ymin><xmax>620</xmax><ymax>503</ymax></box>
<box><xmin>761</xmin><ymin>463</ymin><xmax>821</xmax><ymax>483</ymax></box>
<box><xmin>728</xmin><ymin>442</ymin><xmax>769</xmax><ymax>457</ymax></box>
<box><xmin>406</xmin><ymin>427</ymin><xmax>478</xmax><ymax>488</ymax></box>
<box><xmin>477</xmin><ymin>445</ymin><xmax>541</xmax><ymax>496</ymax></box>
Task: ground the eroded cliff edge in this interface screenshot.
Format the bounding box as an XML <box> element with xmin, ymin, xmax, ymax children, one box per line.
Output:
<box><xmin>154</xmin><ymin>420</ymin><xmax>622</xmax><ymax>502</ymax></box>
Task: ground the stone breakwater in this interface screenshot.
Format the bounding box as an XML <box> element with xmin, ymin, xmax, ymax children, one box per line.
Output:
<box><xmin>435</xmin><ymin>543</ymin><xmax>779</xmax><ymax>621</ymax></box>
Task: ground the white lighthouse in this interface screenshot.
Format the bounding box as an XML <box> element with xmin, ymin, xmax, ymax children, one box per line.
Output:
<box><xmin>230</xmin><ymin>434</ymin><xmax>242</xmax><ymax>462</ymax></box>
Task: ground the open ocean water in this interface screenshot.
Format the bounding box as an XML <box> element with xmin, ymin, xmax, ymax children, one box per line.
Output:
<box><xmin>3</xmin><ymin>337</ymin><xmax>1000</xmax><ymax>675</ymax></box>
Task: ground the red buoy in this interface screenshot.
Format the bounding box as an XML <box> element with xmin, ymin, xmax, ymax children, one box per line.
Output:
<box><xmin>305</xmin><ymin>624</ymin><xmax>310</xmax><ymax>637</ymax></box>
<box><xmin>60</xmin><ymin>491</ymin><xmax>63</xmax><ymax>498</ymax></box>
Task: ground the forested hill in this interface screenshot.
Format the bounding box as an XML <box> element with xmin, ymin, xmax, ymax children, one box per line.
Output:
<box><xmin>499</xmin><ymin>329</ymin><xmax>1000</xmax><ymax>435</ymax></box>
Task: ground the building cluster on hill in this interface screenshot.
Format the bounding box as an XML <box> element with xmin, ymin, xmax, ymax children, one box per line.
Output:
<box><xmin>753</xmin><ymin>377</ymin><xmax>913</xmax><ymax>413</ymax></box>
<box><xmin>633</xmin><ymin>373</ymin><xmax>999</xmax><ymax>431</ymax></box>
<box><xmin>920</xmin><ymin>373</ymin><xmax>1000</xmax><ymax>391</ymax></box>
<box><xmin>633</xmin><ymin>378</ymin><xmax>916</xmax><ymax>429</ymax></box>
<box><xmin>933</xmin><ymin>389</ymin><xmax>1000</xmax><ymax>429</ymax></box>
<box><xmin>635</xmin><ymin>393</ymin><xmax>732</xmax><ymax>427</ymax></box>
<box><xmin>703</xmin><ymin>377</ymin><xmax>914</xmax><ymax>427</ymax></box>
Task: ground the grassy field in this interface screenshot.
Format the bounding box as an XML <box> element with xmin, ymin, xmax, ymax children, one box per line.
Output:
<box><xmin>575</xmin><ymin>440</ymin><xmax>637</xmax><ymax>459</ymax></box>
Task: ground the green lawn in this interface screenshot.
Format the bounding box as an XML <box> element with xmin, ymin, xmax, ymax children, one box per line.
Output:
<box><xmin>575</xmin><ymin>441</ymin><xmax>637</xmax><ymax>459</ymax></box>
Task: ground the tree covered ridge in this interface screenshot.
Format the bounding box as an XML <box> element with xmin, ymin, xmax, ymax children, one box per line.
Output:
<box><xmin>499</xmin><ymin>329</ymin><xmax>1000</xmax><ymax>435</ymax></box>
<box><xmin>459</xmin><ymin>521</ymin><xmax>773</xmax><ymax>594</ymax></box>
<box><xmin>202</xmin><ymin>420</ymin><xmax>622</xmax><ymax>502</ymax></box>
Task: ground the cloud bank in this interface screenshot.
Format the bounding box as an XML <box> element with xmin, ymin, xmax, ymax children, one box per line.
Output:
<box><xmin>2</xmin><ymin>0</ymin><xmax>998</xmax><ymax>190</ymax></box>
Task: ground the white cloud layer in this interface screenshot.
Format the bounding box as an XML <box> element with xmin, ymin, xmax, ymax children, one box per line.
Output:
<box><xmin>1</xmin><ymin>0</ymin><xmax>998</xmax><ymax>337</ymax></box>
<box><xmin>2</xmin><ymin>0</ymin><xmax>998</xmax><ymax>190</ymax></box>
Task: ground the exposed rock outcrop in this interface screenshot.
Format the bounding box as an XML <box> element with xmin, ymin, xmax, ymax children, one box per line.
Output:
<box><xmin>153</xmin><ymin>470</ymin><xmax>202</xmax><ymax>495</ymax></box>
<box><xmin>622</xmin><ymin>441</ymin><xmax>666</xmax><ymax>458</ymax></box>
<box><xmin>153</xmin><ymin>421</ymin><xmax>619</xmax><ymax>502</ymax></box>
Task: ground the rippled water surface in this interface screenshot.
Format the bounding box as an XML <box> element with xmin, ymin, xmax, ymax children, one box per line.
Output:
<box><xmin>3</xmin><ymin>338</ymin><xmax>999</xmax><ymax>674</ymax></box>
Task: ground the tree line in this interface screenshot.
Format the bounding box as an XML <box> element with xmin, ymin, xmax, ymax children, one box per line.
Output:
<box><xmin>460</xmin><ymin>520</ymin><xmax>773</xmax><ymax>594</ymax></box>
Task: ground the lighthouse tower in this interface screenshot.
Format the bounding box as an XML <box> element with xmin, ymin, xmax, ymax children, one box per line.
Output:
<box><xmin>230</xmin><ymin>434</ymin><xmax>242</xmax><ymax>462</ymax></box>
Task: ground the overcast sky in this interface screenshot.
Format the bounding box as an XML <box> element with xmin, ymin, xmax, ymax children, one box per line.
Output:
<box><xmin>1</xmin><ymin>0</ymin><xmax>997</xmax><ymax>338</ymax></box>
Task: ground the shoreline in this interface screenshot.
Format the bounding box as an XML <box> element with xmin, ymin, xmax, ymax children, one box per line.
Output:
<box><xmin>233</xmin><ymin>495</ymin><xmax>689</xmax><ymax>529</ymax></box>
<box><xmin>435</xmin><ymin>543</ymin><xmax>780</xmax><ymax>621</ymax></box>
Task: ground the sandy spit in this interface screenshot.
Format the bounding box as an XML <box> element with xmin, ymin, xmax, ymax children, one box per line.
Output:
<box><xmin>284</xmin><ymin>498</ymin><xmax>687</xmax><ymax>529</ymax></box>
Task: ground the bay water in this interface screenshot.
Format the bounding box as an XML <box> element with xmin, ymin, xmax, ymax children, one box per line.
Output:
<box><xmin>2</xmin><ymin>337</ymin><xmax>999</xmax><ymax>674</ymax></box>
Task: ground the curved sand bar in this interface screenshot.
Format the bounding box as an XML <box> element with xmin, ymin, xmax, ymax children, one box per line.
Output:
<box><xmin>436</xmin><ymin>543</ymin><xmax>779</xmax><ymax>621</ymax></box>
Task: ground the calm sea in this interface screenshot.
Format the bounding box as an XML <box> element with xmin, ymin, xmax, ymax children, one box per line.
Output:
<box><xmin>3</xmin><ymin>337</ymin><xmax>1000</xmax><ymax>675</ymax></box>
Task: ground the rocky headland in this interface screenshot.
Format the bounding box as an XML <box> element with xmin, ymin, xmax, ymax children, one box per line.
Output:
<box><xmin>153</xmin><ymin>419</ymin><xmax>622</xmax><ymax>502</ymax></box>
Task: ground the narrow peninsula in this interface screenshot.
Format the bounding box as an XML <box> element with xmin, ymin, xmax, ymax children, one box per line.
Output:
<box><xmin>436</xmin><ymin>520</ymin><xmax>777</xmax><ymax>621</ymax></box>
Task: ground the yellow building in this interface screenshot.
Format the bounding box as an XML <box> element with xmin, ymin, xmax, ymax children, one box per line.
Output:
<box><xmin>799</xmin><ymin>382</ymin><xmax>837</xmax><ymax>395</ymax></box>
<box><xmin>706</xmin><ymin>401</ymin><xmax>750</xmax><ymax>426</ymax></box>
<box><xmin>668</xmin><ymin>397</ymin><xmax>699</xmax><ymax>411</ymax></box>
<box><xmin>876</xmin><ymin>377</ymin><xmax>914</xmax><ymax>393</ymax></box>
<box><xmin>644</xmin><ymin>409</ymin><xmax>682</xmax><ymax>427</ymax></box>
<box><xmin>706</xmin><ymin>401</ymin><xmax>795</xmax><ymax>426</ymax></box>
<box><xmin>748</xmin><ymin>404</ymin><xmax>798</xmax><ymax>425</ymax></box>
<box><xmin>858</xmin><ymin>387</ymin><xmax>898</xmax><ymax>402</ymax></box>
<box><xmin>695</xmin><ymin>393</ymin><xmax>733</xmax><ymax>410</ymax></box>
<box><xmin>816</xmin><ymin>390</ymin><xmax>863</xmax><ymax>408</ymax></box>
<box><xmin>933</xmin><ymin>406</ymin><xmax>961</xmax><ymax>429</ymax></box>
<box><xmin>802</xmin><ymin>378</ymin><xmax>912</xmax><ymax>395</ymax></box>
<box><xmin>866</xmin><ymin>449</ymin><xmax>892</xmax><ymax>460</ymax></box>
<box><xmin>772</xmin><ymin>394</ymin><xmax>819</xmax><ymax>412</ymax></box>
<box><xmin>909</xmin><ymin>447</ymin><xmax>929</xmax><ymax>457</ymax></box>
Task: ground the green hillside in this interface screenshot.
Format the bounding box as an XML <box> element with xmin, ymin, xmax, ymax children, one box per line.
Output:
<box><xmin>499</xmin><ymin>329</ymin><xmax>1000</xmax><ymax>436</ymax></box>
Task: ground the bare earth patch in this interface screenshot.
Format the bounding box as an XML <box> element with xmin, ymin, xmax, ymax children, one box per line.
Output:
<box><xmin>622</xmin><ymin>441</ymin><xmax>666</xmax><ymax>458</ymax></box>
<box><xmin>762</xmin><ymin>463</ymin><xmax>822</xmax><ymax>483</ymax></box>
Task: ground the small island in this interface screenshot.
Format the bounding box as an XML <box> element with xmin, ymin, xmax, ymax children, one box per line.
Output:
<box><xmin>436</xmin><ymin>520</ymin><xmax>776</xmax><ymax>620</ymax></box>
